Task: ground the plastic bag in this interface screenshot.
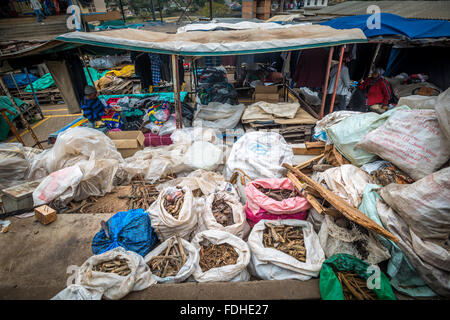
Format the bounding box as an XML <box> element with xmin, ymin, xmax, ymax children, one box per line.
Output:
<box><xmin>319</xmin><ymin>253</ymin><xmax>396</xmax><ymax>300</ymax></box>
<box><xmin>183</xmin><ymin>141</ymin><xmax>224</xmax><ymax>171</ymax></box>
<box><xmin>318</xmin><ymin>214</ymin><xmax>391</xmax><ymax>265</ymax></box>
<box><xmin>33</xmin><ymin>165</ymin><xmax>83</xmax><ymax>207</ymax></box>
<box><xmin>247</xmin><ymin>219</ymin><xmax>325</xmax><ymax>281</ymax></box>
<box><xmin>356</xmin><ymin>109</ymin><xmax>450</xmax><ymax>180</ymax></box>
<box><xmin>191</xmin><ymin>230</ymin><xmax>251</xmax><ymax>282</ymax></box>
<box><xmin>358</xmin><ymin>184</ymin><xmax>436</xmax><ymax>297</ymax></box>
<box><xmin>325</xmin><ymin>106</ymin><xmax>409</xmax><ymax>166</ymax></box>
<box><xmin>92</xmin><ymin>209</ymin><xmax>158</xmax><ymax>257</ymax></box>
<box><xmin>28</xmin><ymin>127</ymin><xmax>123</xmax><ymax>180</ymax></box>
<box><xmin>435</xmin><ymin>88</ymin><xmax>450</xmax><ymax>140</ymax></box>
<box><xmin>193</xmin><ymin>102</ymin><xmax>245</xmax><ymax>130</ymax></box>
<box><xmin>144</xmin><ymin>236</ymin><xmax>199</xmax><ymax>283</ymax></box>
<box><xmin>75</xmin><ymin>247</ymin><xmax>156</xmax><ymax>300</ymax></box>
<box><xmin>196</xmin><ymin>191</ymin><xmax>250</xmax><ymax>239</ymax></box>
<box><xmin>312</xmin><ymin>164</ymin><xmax>370</xmax><ymax>208</ymax></box>
<box><xmin>376</xmin><ymin>199</ymin><xmax>449</xmax><ymax>297</ymax></box>
<box><xmin>0</xmin><ymin>143</ymin><xmax>30</xmax><ymax>189</ymax></box>
<box><xmin>170</xmin><ymin>127</ymin><xmax>219</xmax><ymax>145</ymax></box>
<box><xmin>245</xmin><ymin>178</ymin><xmax>311</xmax><ymax>215</ymax></box>
<box><xmin>147</xmin><ymin>186</ymin><xmax>197</xmax><ymax>241</ymax></box>
<box><xmin>379</xmin><ymin>167</ymin><xmax>450</xmax><ymax>241</ymax></box>
<box><xmin>313</xmin><ymin>111</ymin><xmax>361</xmax><ymax>143</ymax></box>
<box><xmin>51</xmin><ymin>284</ymin><xmax>103</xmax><ymax>300</ymax></box>
<box><xmin>224</xmin><ymin>131</ymin><xmax>293</xmax><ymax>180</ymax></box>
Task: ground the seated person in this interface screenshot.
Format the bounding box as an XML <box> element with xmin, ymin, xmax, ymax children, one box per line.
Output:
<box><xmin>81</xmin><ymin>85</ymin><xmax>110</xmax><ymax>128</ymax></box>
<box><xmin>358</xmin><ymin>68</ymin><xmax>392</xmax><ymax>109</ymax></box>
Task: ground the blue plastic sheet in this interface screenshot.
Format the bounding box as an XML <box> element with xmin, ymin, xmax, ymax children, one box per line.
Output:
<box><xmin>92</xmin><ymin>209</ymin><xmax>158</xmax><ymax>256</ymax></box>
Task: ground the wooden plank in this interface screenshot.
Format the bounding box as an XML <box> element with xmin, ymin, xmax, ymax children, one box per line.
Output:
<box><xmin>292</xmin><ymin>147</ymin><xmax>324</xmax><ymax>155</ymax></box>
<box><xmin>305</xmin><ymin>141</ymin><xmax>325</xmax><ymax>149</ymax></box>
<box><xmin>294</xmin><ymin>154</ymin><xmax>324</xmax><ymax>170</ymax></box>
<box><xmin>283</xmin><ymin>163</ymin><xmax>399</xmax><ymax>242</ymax></box>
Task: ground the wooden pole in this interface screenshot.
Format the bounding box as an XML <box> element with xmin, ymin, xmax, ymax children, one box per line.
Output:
<box><xmin>1</xmin><ymin>109</ymin><xmax>25</xmax><ymax>145</ymax></box>
<box><xmin>171</xmin><ymin>55</ymin><xmax>183</xmax><ymax>129</ymax></box>
<box><xmin>150</xmin><ymin>0</ymin><xmax>157</xmax><ymax>21</ymax></box>
<box><xmin>24</xmin><ymin>67</ymin><xmax>44</xmax><ymax>119</ymax></box>
<box><xmin>78</xmin><ymin>48</ymin><xmax>95</xmax><ymax>87</ymax></box>
<box><xmin>0</xmin><ymin>77</ymin><xmax>43</xmax><ymax>149</ymax></box>
<box><xmin>209</xmin><ymin>0</ymin><xmax>213</xmax><ymax>20</ymax></box>
<box><xmin>158</xmin><ymin>0</ymin><xmax>164</xmax><ymax>22</ymax></box>
<box><xmin>329</xmin><ymin>45</ymin><xmax>345</xmax><ymax>115</ymax></box>
<box><xmin>319</xmin><ymin>46</ymin><xmax>334</xmax><ymax>119</ymax></box>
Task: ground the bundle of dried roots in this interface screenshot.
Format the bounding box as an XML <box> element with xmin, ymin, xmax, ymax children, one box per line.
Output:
<box><xmin>163</xmin><ymin>187</ymin><xmax>185</xmax><ymax>219</ymax></box>
<box><xmin>199</xmin><ymin>240</ymin><xmax>238</xmax><ymax>272</ymax></box>
<box><xmin>263</xmin><ymin>224</ymin><xmax>306</xmax><ymax>262</ymax></box>
<box><xmin>335</xmin><ymin>271</ymin><xmax>377</xmax><ymax>300</ymax></box>
<box><xmin>211</xmin><ymin>195</ymin><xmax>234</xmax><ymax>227</ymax></box>
<box><xmin>93</xmin><ymin>258</ymin><xmax>131</xmax><ymax>276</ymax></box>
<box><xmin>148</xmin><ymin>236</ymin><xmax>187</xmax><ymax>278</ymax></box>
<box><xmin>256</xmin><ymin>186</ymin><xmax>297</xmax><ymax>201</ymax></box>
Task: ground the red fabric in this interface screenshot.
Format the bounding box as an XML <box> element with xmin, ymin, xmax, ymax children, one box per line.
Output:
<box><xmin>359</xmin><ymin>77</ymin><xmax>392</xmax><ymax>106</ymax></box>
<box><xmin>144</xmin><ymin>132</ymin><xmax>173</xmax><ymax>147</ymax></box>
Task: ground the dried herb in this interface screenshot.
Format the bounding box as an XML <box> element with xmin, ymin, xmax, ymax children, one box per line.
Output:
<box><xmin>199</xmin><ymin>240</ymin><xmax>239</xmax><ymax>272</ymax></box>
<box><xmin>93</xmin><ymin>258</ymin><xmax>131</xmax><ymax>276</ymax></box>
<box><xmin>263</xmin><ymin>224</ymin><xmax>306</xmax><ymax>262</ymax></box>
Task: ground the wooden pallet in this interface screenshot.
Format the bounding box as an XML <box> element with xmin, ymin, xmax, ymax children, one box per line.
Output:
<box><xmin>99</xmin><ymin>79</ymin><xmax>135</xmax><ymax>95</ymax></box>
<box><xmin>244</xmin><ymin>122</ymin><xmax>313</xmax><ymax>143</ymax></box>
<box><xmin>10</xmin><ymin>87</ymin><xmax>63</xmax><ymax>105</ymax></box>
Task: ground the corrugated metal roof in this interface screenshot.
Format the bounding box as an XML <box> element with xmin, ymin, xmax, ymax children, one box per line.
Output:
<box><xmin>317</xmin><ymin>1</ymin><xmax>450</xmax><ymax>20</ymax></box>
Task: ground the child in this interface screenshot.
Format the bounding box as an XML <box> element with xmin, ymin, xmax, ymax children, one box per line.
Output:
<box><xmin>81</xmin><ymin>86</ymin><xmax>109</xmax><ymax>128</ymax></box>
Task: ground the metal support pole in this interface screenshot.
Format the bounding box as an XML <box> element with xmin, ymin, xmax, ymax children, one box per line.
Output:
<box><xmin>150</xmin><ymin>0</ymin><xmax>156</xmax><ymax>21</ymax></box>
<box><xmin>10</xmin><ymin>72</ymin><xmax>22</xmax><ymax>96</ymax></box>
<box><xmin>158</xmin><ymin>0</ymin><xmax>164</xmax><ymax>22</ymax></box>
<box><xmin>118</xmin><ymin>0</ymin><xmax>126</xmax><ymax>23</ymax></box>
<box><xmin>319</xmin><ymin>46</ymin><xmax>334</xmax><ymax>119</ymax></box>
<box><xmin>0</xmin><ymin>77</ymin><xmax>43</xmax><ymax>149</ymax></box>
<box><xmin>209</xmin><ymin>0</ymin><xmax>213</xmax><ymax>20</ymax></box>
<box><xmin>329</xmin><ymin>45</ymin><xmax>345</xmax><ymax>115</ymax></box>
<box><xmin>171</xmin><ymin>55</ymin><xmax>183</xmax><ymax>129</ymax></box>
<box><xmin>78</xmin><ymin>48</ymin><xmax>95</xmax><ymax>87</ymax></box>
<box><xmin>24</xmin><ymin>67</ymin><xmax>44</xmax><ymax>119</ymax></box>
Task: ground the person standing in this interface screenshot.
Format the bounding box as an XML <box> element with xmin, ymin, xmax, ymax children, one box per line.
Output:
<box><xmin>324</xmin><ymin>61</ymin><xmax>352</xmax><ymax>114</ymax></box>
<box><xmin>358</xmin><ymin>68</ymin><xmax>392</xmax><ymax>109</ymax></box>
<box><xmin>30</xmin><ymin>0</ymin><xmax>46</xmax><ymax>23</ymax></box>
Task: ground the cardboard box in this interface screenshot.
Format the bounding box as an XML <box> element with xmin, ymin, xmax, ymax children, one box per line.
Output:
<box><xmin>254</xmin><ymin>85</ymin><xmax>279</xmax><ymax>94</ymax></box>
<box><xmin>35</xmin><ymin>205</ymin><xmax>57</xmax><ymax>225</ymax></box>
<box><xmin>106</xmin><ymin>131</ymin><xmax>145</xmax><ymax>158</ymax></box>
<box><xmin>254</xmin><ymin>93</ymin><xmax>280</xmax><ymax>103</ymax></box>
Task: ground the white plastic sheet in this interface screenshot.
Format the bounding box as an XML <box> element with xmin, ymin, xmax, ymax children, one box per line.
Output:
<box><xmin>247</xmin><ymin>219</ymin><xmax>325</xmax><ymax>281</ymax></box>
<box><xmin>193</xmin><ymin>102</ymin><xmax>245</xmax><ymax>130</ymax></box>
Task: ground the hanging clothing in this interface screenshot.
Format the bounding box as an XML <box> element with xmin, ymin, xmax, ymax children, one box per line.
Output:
<box><xmin>148</xmin><ymin>53</ymin><xmax>161</xmax><ymax>85</ymax></box>
<box><xmin>293</xmin><ymin>48</ymin><xmax>329</xmax><ymax>88</ymax></box>
<box><xmin>205</xmin><ymin>56</ymin><xmax>221</xmax><ymax>67</ymax></box>
<box><xmin>327</xmin><ymin>65</ymin><xmax>351</xmax><ymax>96</ymax></box>
<box><xmin>132</xmin><ymin>52</ymin><xmax>152</xmax><ymax>92</ymax></box>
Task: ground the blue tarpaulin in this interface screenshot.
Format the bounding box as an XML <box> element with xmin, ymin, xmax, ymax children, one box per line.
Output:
<box><xmin>320</xmin><ymin>13</ymin><xmax>450</xmax><ymax>39</ymax></box>
<box><xmin>2</xmin><ymin>73</ymin><xmax>38</xmax><ymax>89</ymax></box>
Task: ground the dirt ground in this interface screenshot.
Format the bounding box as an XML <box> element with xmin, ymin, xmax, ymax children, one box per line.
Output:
<box><xmin>0</xmin><ymin>213</ymin><xmax>322</xmax><ymax>300</ymax></box>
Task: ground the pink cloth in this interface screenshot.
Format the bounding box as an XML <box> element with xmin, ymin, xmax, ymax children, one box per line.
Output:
<box><xmin>245</xmin><ymin>205</ymin><xmax>308</xmax><ymax>228</ymax></box>
<box><xmin>245</xmin><ymin>178</ymin><xmax>311</xmax><ymax>215</ymax></box>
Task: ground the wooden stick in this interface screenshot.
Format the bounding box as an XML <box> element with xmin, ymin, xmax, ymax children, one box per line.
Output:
<box><xmin>292</xmin><ymin>147</ymin><xmax>324</xmax><ymax>155</ymax></box>
<box><xmin>283</xmin><ymin>163</ymin><xmax>398</xmax><ymax>242</ymax></box>
<box><xmin>294</xmin><ymin>154</ymin><xmax>324</xmax><ymax>170</ymax></box>
<box><xmin>286</xmin><ymin>171</ymin><xmax>326</xmax><ymax>215</ymax></box>
<box><xmin>177</xmin><ymin>236</ymin><xmax>186</xmax><ymax>265</ymax></box>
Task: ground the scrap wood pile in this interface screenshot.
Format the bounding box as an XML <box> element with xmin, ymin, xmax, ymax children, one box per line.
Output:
<box><xmin>211</xmin><ymin>194</ymin><xmax>234</xmax><ymax>227</ymax></box>
<box><xmin>335</xmin><ymin>271</ymin><xmax>377</xmax><ymax>300</ymax></box>
<box><xmin>93</xmin><ymin>258</ymin><xmax>131</xmax><ymax>276</ymax></box>
<box><xmin>147</xmin><ymin>237</ymin><xmax>186</xmax><ymax>278</ymax></box>
<box><xmin>199</xmin><ymin>240</ymin><xmax>239</xmax><ymax>272</ymax></box>
<box><xmin>263</xmin><ymin>224</ymin><xmax>306</xmax><ymax>262</ymax></box>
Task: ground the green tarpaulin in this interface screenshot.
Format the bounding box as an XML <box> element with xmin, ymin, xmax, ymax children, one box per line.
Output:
<box><xmin>0</xmin><ymin>96</ymin><xmax>27</xmax><ymax>141</ymax></box>
<box><xmin>25</xmin><ymin>67</ymin><xmax>109</xmax><ymax>92</ymax></box>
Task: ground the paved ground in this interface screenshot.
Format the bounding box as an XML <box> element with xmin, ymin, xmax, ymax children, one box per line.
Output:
<box><xmin>0</xmin><ymin>213</ymin><xmax>321</xmax><ymax>300</ymax></box>
<box><xmin>6</xmin><ymin>104</ymin><xmax>80</xmax><ymax>149</ymax></box>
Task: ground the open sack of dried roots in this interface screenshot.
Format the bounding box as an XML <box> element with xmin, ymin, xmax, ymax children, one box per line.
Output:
<box><xmin>147</xmin><ymin>186</ymin><xmax>197</xmax><ymax>241</ymax></box>
<box><xmin>191</xmin><ymin>230</ymin><xmax>251</xmax><ymax>282</ymax></box>
<box><xmin>247</xmin><ymin>219</ymin><xmax>325</xmax><ymax>281</ymax></box>
<box><xmin>318</xmin><ymin>215</ymin><xmax>391</xmax><ymax>265</ymax></box>
<box><xmin>73</xmin><ymin>247</ymin><xmax>156</xmax><ymax>300</ymax></box>
<box><xmin>244</xmin><ymin>178</ymin><xmax>310</xmax><ymax>227</ymax></box>
<box><xmin>196</xmin><ymin>191</ymin><xmax>250</xmax><ymax>239</ymax></box>
<box><xmin>144</xmin><ymin>235</ymin><xmax>199</xmax><ymax>283</ymax></box>
<box><xmin>319</xmin><ymin>253</ymin><xmax>396</xmax><ymax>300</ymax></box>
